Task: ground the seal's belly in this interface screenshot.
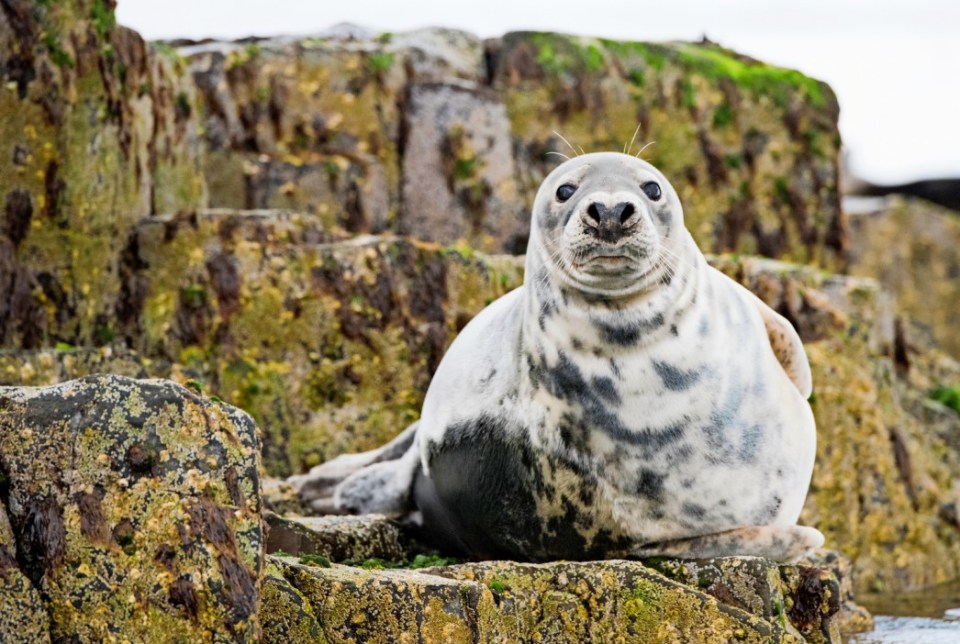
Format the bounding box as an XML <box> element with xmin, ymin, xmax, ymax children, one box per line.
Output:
<box><xmin>417</xmin><ymin>395</ymin><xmax>810</xmax><ymax>560</ymax></box>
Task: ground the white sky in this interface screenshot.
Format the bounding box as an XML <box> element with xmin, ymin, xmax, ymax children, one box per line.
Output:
<box><xmin>117</xmin><ymin>0</ymin><xmax>960</xmax><ymax>185</ymax></box>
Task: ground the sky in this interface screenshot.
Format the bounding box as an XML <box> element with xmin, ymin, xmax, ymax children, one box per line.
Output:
<box><xmin>116</xmin><ymin>0</ymin><xmax>960</xmax><ymax>185</ymax></box>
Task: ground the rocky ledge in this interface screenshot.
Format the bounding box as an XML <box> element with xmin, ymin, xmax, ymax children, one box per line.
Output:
<box><xmin>0</xmin><ymin>375</ymin><xmax>869</xmax><ymax>642</ymax></box>
<box><xmin>262</xmin><ymin>512</ymin><xmax>866</xmax><ymax>643</ymax></box>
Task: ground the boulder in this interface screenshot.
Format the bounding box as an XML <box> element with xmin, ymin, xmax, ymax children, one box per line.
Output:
<box><xmin>0</xmin><ymin>375</ymin><xmax>263</xmax><ymax>641</ymax></box>
<box><xmin>0</xmin><ymin>0</ymin><xmax>205</xmax><ymax>348</ymax></box>
<box><xmin>0</xmin><ymin>502</ymin><xmax>50</xmax><ymax>643</ymax></box>
<box><xmin>184</xmin><ymin>29</ymin><xmax>844</xmax><ymax>262</ymax></box>
<box><xmin>846</xmin><ymin>196</ymin><xmax>960</xmax><ymax>357</ymax></box>
<box><xmin>122</xmin><ymin>211</ymin><xmax>523</xmax><ymax>475</ymax></box>
<box><xmin>265</xmin><ymin>555</ymin><xmax>833</xmax><ymax>642</ymax></box>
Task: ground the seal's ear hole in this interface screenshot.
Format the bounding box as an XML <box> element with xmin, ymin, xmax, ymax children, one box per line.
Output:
<box><xmin>556</xmin><ymin>184</ymin><xmax>577</xmax><ymax>202</ymax></box>
<box><xmin>642</xmin><ymin>182</ymin><xmax>662</xmax><ymax>201</ymax></box>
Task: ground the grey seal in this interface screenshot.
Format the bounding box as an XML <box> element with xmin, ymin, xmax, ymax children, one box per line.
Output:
<box><xmin>290</xmin><ymin>152</ymin><xmax>823</xmax><ymax>561</ymax></box>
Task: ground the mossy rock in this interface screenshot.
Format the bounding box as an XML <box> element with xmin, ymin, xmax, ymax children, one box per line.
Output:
<box><xmin>123</xmin><ymin>212</ymin><xmax>523</xmax><ymax>475</ymax></box>
<box><xmin>847</xmin><ymin>196</ymin><xmax>960</xmax><ymax>357</ymax></box>
<box><xmin>182</xmin><ymin>28</ymin><xmax>843</xmax><ymax>262</ymax></box>
<box><xmin>0</xmin><ymin>375</ymin><xmax>263</xmax><ymax>641</ymax></box>
<box><xmin>0</xmin><ymin>1</ymin><xmax>205</xmax><ymax>349</ymax></box>
<box><xmin>0</xmin><ymin>502</ymin><xmax>51</xmax><ymax>643</ymax></box>
<box><xmin>265</xmin><ymin>555</ymin><xmax>842</xmax><ymax>642</ymax></box>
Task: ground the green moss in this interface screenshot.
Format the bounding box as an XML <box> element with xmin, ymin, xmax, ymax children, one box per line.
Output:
<box><xmin>530</xmin><ymin>33</ymin><xmax>607</xmax><ymax>75</ymax></box>
<box><xmin>599</xmin><ymin>39</ymin><xmax>668</xmax><ymax>71</ymax></box>
<box><xmin>90</xmin><ymin>0</ymin><xmax>116</xmax><ymax>40</ymax></box>
<box><xmin>488</xmin><ymin>577</ymin><xmax>506</xmax><ymax>594</ymax></box>
<box><xmin>453</xmin><ymin>156</ymin><xmax>479</xmax><ymax>181</ymax></box>
<box><xmin>773</xmin><ymin>177</ymin><xmax>790</xmax><ymax>204</ymax></box>
<box><xmin>410</xmin><ymin>554</ymin><xmax>459</xmax><ymax>569</ymax></box>
<box><xmin>367</xmin><ymin>52</ymin><xmax>395</xmax><ymax>74</ymax></box>
<box><xmin>725</xmin><ymin>153</ymin><xmax>743</xmax><ymax>169</ymax></box>
<box><xmin>44</xmin><ymin>31</ymin><xmax>75</xmax><ymax>68</ymax></box>
<box><xmin>582</xmin><ymin>44</ymin><xmax>605</xmax><ymax>72</ymax></box>
<box><xmin>713</xmin><ymin>102</ymin><xmax>734</xmax><ymax>127</ymax></box>
<box><xmin>931</xmin><ymin>385</ymin><xmax>960</xmax><ymax>414</ymax></box>
<box><xmin>677</xmin><ymin>43</ymin><xmax>826</xmax><ymax>108</ymax></box>
<box><xmin>681</xmin><ymin>79</ymin><xmax>695</xmax><ymax>110</ymax></box>
<box><xmin>299</xmin><ymin>554</ymin><xmax>331</xmax><ymax>568</ymax></box>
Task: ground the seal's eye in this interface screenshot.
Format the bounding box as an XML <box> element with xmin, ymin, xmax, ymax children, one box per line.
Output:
<box><xmin>641</xmin><ymin>182</ymin><xmax>662</xmax><ymax>201</ymax></box>
<box><xmin>556</xmin><ymin>184</ymin><xmax>577</xmax><ymax>202</ymax></box>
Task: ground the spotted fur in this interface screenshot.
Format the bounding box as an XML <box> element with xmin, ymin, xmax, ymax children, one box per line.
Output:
<box><xmin>290</xmin><ymin>152</ymin><xmax>821</xmax><ymax>562</ymax></box>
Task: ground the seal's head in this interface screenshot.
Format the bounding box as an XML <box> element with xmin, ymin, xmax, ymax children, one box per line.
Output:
<box><xmin>530</xmin><ymin>152</ymin><xmax>685</xmax><ymax>297</ymax></box>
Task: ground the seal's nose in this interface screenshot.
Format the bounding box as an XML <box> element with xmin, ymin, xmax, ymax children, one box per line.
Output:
<box><xmin>585</xmin><ymin>201</ymin><xmax>636</xmax><ymax>242</ymax></box>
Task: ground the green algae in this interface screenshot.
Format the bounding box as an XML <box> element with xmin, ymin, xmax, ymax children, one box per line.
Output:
<box><xmin>930</xmin><ymin>385</ymin><xmax>960</xmax><ymax>414</ymax></box>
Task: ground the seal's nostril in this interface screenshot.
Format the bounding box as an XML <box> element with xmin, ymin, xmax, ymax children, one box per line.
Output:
<box><xmin>619</xmin><ymin>203</ymin><xmax>635</xmax><ymax>224</ymax></box>
<box><xmin>587</xmin><ymin>203</ymin><xmax>601</xmax><ymax>223</ymax></box>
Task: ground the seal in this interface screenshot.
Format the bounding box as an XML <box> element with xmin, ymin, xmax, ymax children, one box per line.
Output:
<box><xmin>290</xmin><ymin>152</ymin><xmax>823</xmax><ymax>562</ymax></box>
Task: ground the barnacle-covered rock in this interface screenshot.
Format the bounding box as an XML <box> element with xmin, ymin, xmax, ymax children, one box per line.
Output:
<box><xmin>0</xmin><ymin>375</ymin><xmax>263</xmax><ymax>641</ymax></box>
<box><xmin>184</xmin><ymin>29</ymin><xmax>844</xmax><ymax>261</ymax></box>
<box><xmin>0</xmin><ymin>0</ymin><xmax>205</xmax><ymax>348</ymax></box>
<box><xmin>847</xmin><ymin>196</ymin><xmax>960</xmax><ymax>357</ymax></box>
<box><xmin>264</xmin><ymin>555</ymin><xmax>841</xmax><ymax>642</ymax></box>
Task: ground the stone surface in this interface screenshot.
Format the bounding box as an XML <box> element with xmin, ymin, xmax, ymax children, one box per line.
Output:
<box><xmin>846</xmin><ymin>196</ymin><xmax>960</xmax><ymax>357</ymax></box>
<box><xmin>0</xmin><ymin>375</ymin><xmax>263</xmax><ymax>641</ymax></box>
<box><xmin>184</xmin><ymin>29</ymin><xmax>844</xmax><ymax>261</ymax></box>
<box><xmin>263</xmin><ymin>555</ymin><xmax>844</xmax><ymax>642</ymax></box>
<box><xmin>0</xmin><ymin>501</ymin><xmax>51</xmax><ymax>643</ymax></box>
<box><xmin>122</xmin><ymin>212</ymin><xmax>523</xmax><ymax>475</ymax></box>
<box><xmin>0</xmin><ymin>0</ymin><xmax>205</xmax><ymax>349</ymax></box>
<box><xmin>266</xmin><ymin>513</ymin><xmax>408</xmax><ymax>563</ymax></box>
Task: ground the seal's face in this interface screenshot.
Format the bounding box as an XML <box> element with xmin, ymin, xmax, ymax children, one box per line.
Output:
<box><xmin>533</xmin><ymin>152</ymin><xmax>684</xmax><ymax>296</ymax></box>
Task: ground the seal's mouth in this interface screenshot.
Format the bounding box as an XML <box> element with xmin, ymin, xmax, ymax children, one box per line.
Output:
<box><xmin>573</xmin><ymin>254</ymin><xmax>633</xmax><ymax>268</ymax></box>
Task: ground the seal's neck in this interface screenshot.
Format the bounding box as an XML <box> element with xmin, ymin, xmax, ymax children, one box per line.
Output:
<box><xmin>521</xmin><ymin>232</ymin><xmax>703</xmax><ymax>358</ymax></box>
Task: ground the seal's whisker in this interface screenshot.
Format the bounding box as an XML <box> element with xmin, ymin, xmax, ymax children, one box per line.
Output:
<box><xmin>553</xmin><ymin>131</ymin><xmax>580</xmax><ymax>157</ymax></box>
<box><xmin>546</xmin><ymin>151</ymin><xmax>571</xmax><ymax>161</ymax></box>
<box><xmin>624</xmin><ymin>123</ymin><xmax>643</xmax><ymax>156</ymax></box>
<box><xmin>634</xmin><ymin>141</ymin><xmax>657</xmax><ymax>159</ymax></box>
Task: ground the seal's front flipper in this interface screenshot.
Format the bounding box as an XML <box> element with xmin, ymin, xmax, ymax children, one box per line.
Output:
<box><xmin>749</xmin><ymin>292</ymin><xmax>813</xmax><ymax>398</ymax></box>
<box><xmin>287</xmin><ymin>422</ymin><xmax>419</xmax><ymax>513</ymax></box>
<box><xmin>632</xmin><ymin>525</ymin><xmax>824</xmax><ymax>562</ymax></box>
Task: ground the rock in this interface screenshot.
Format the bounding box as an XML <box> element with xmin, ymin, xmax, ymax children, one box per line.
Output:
<box><xmin>266</xmin><ymin>513</ymin><xmax>408</xmax><ymax>563</ymax></box>
<box><xmin>846</xmin><ymin>195</ymin><xmax>960</xmax><ymax>357</ymax></box>
<box><xmin>0</xmin><ymin>502</ymin><xmax>51</xmax><ymax>643</ymax></box>
<box><xmin>183</xmin><ymin>29</ymin><xmax>844</xmax><ymax>261</ymax></box>
<box><xmin>0</xmin><ymin>375</ymin><xmax>263</xmax><ymax>641</ymax></box>
<box><xmin>122</xmin><ymin>210</ymin><xmax>523</xmax><ymax>475</ymax></box>
<box><xmin>805</xmin><ymin>550</ymin><xmax>875</xmax><ymax>635</ymax></box>
<box><xmin>265</xmin><ymin>555</ymin><xmax>836</xmax><ymax>642</ymax></box>
<box><xmin>261</xmin><ymin>559</ymin><xmax>326</xmax><ymax>644</ymax></box>
<box><xmin>400</xmin><ymin>81</ymin><xmax>526</xmax><ymax>252</ymax></box>
<box><xmin>0</xmin><ymin>1</ymin><xmax>205</xmax><ymax>348</ymax></box>
<box><xmin>256</xmin><ymin>516</ymin><xmax>856</xmax><ymax>642</ymax></box>
<box><xmin>0</xmin><ymin>346</ymin><xmax>148</xmax><ymax>387</ymax></box>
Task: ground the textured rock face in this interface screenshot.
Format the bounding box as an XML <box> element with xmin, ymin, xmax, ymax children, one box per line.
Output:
<box><xmin>122</xmin><ymin>211</ymin><xmax>523</xmax><ymax>475</ymax></box>
<box><xmin>186</xmin><ymin>29</ymin><xmax>844</xmax><ymax>262</ymax></box>
<box><xmin>846</xmin><ymin>196</ymin><xmax>960</xmax><ymax>357</ymax></box>
<box><xmin>0</xmin><ymin>0</ymin><xmax>205</xmax><ymax>349</ymax></box>
<box><xmin>0</xmin><ymin>375</ymin><xmax>263</xmax><ymax>641</ymax></box>
<box><xmin>258</xmin><ymin>514</ymin><xmax>865</xmax><ymax>642</ymax></box>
